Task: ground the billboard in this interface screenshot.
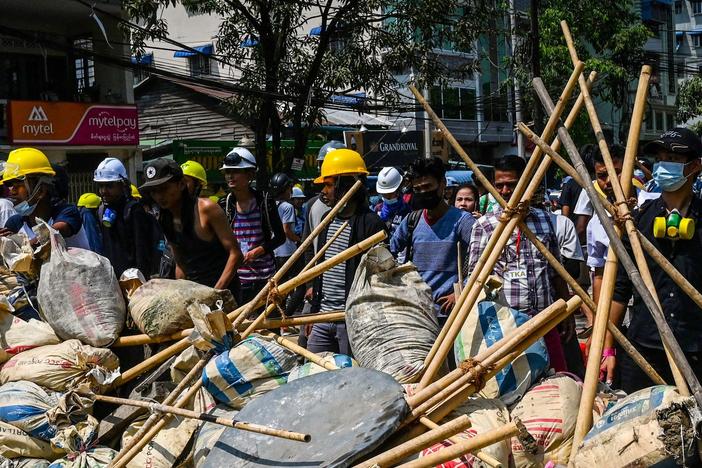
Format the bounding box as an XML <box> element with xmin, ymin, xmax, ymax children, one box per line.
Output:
<box><xmin>8</xmin><ymin>100</ymin><xmax>139</xmax><ymax>146</ymax></box>
<box><xmin>344</xmin><ymin>130</ymin><xmax>423</xmax><ymax>170</ymax></box>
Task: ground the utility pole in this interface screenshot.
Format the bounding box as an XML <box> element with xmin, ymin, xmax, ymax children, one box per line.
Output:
<box><xmin>509</xmin><ymin>0</ymin><xmax>525</xmax><ymax>158</ymax></box>
<box><xmin>530</xmin><ymin>0</ymin><xmax>542</xmax><ymax>134</ymax></box>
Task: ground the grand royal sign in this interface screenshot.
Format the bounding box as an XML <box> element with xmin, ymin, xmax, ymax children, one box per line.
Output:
<box><xmin>8</xmin><ymin>101</ymin><xmax>139</xmax><ymax>146</ymax></box>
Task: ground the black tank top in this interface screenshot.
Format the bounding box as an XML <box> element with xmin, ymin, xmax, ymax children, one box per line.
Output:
<box><xmin>170</xmin><ymin>208</ymin><xmax>229</xmax><ymax>289</ymax></box>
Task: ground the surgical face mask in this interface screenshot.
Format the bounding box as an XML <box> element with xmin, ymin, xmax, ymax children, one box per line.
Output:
<box><xmin>653</xmin><ymin>160</ymin><xmax>694</xmax><ymax>192</ymax></box>
<box><xmin>383</xmin><ymin>196</ymin><xmax>399</xmax><ymax>205</ymax></box>
<box><xmin>14</xmin><ymin>200</ymin><xmax>36</xmax><ymax>217</ymax></box>
<box><xmin>411</xmin><ymin>189</ymin><xmax>442</xmax><ymax>210</ymax></box>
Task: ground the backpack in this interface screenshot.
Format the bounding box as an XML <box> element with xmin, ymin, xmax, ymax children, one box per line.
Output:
<box><xmin>404</xmin><ymin>209</ymin><xmax>423</xmax><ymax>262</ymax></box>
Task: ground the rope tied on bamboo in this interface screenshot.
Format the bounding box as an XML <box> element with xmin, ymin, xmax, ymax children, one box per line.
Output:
<box><xmin>500</xmin><ymin>201</ymin><xmax>530</xmax><ymax>222</ymax></box>
<box><xmin>265</xmin><ymin>278</ymin><xmax>287</xmax><ymax>319</ymax></box>
<box><xmin>612</xmin><ymin>199</ymin><xmax>636</xmax><ymax>228</ymax></box>
<box><xmin>457</xmin><ymin>358</ymin><xmax>492</xmax><ymax>393</ymax></box>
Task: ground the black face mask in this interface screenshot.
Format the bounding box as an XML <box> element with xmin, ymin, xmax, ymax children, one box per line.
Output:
<box><xmin>411</xmin><ymin>189</ymin><xmax>442</xmax><ymax>210</ymax></box>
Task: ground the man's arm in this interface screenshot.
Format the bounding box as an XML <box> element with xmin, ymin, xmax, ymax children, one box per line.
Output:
<box><xmin>389</xmin><ymin>216</ymin><xmax>409</xmax><ymax>258</ymax></box>
<box><xmin>202</xmin><ymin>199</ymin><xmax>243</xmax><ymax>290</ymax></box>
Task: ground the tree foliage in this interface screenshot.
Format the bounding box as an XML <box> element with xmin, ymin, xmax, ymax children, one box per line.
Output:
<box><xmin>676</xmin><ymin>76</ymin><xmax>702</xmax><ymax>124</ymax></box>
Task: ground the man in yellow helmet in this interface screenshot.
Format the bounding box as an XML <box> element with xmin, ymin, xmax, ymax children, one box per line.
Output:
<box><xmin>2</xmin><ymin>148</ymin><xmax>89</xmax><ymax>249</ymax></box>
<box><xmin>306</xmin><ymin>148</ymin><xmax>386</xmax><ymax>355</ymax></box>
<box><xmin>181</xmin><ymin>160</ymin><xmax>208</xmax><ymax>197</ymax></box>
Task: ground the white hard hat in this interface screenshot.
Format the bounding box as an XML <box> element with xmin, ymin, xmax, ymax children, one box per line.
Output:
<box><xmin>376</xmin><ymin>166</ymin><xmax>403</xmax><ymax>194</ymax></box>
<box><xmin>291</xmin><ymin>187</ymin><xmax>305</xmax><ymax>198</ymax></box>
<box><xmin>221</xmin><ymin>147</ymin><xmax>257</xmax><ymax>170</ymax></box>
<box><xmin>445</xmin><ymin>176</ymin><xmax>459</xmax><ymax>188</ymax></box>
<box><xmin>94</xmin><ymin>157</ymin><xmax>128</xmax><ymax>183</ymax></box>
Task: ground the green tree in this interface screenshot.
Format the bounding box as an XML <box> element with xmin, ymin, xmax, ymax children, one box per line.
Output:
<box><xmin>676</xmin><ymin>76</ymin><xmax>702</xmax><ymax>124</ymax></box>
<box><xmin>124</xmin><ymin>0</ymin><xmax>467</xmax><ymax>182</ymax></box>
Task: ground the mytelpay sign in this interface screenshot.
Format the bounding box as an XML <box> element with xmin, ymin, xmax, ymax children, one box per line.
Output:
<box><xmin>345</xmin><ymin>130</ymin><xmax>422</xmax><ymax>170</ymax></box>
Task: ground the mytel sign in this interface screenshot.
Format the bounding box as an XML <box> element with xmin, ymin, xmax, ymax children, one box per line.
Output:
<box><xmin>8</xmin><ymin>101</ymin><xmax>139</xmax><ymax>146</ymax></box>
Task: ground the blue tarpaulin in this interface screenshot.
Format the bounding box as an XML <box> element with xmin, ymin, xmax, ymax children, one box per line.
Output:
<box><xmin>240</xmin><ymin>37</ymin><xmax>258</xmax><ymax>47</ymax></box>
<box><xmin>173</xmin><ymin>44</ymin><xmax>213</xmax><ymax>58</ymax></box>
<box><xmin>130</xmin><ymin>53</ymin><xmax>153</xmax><ymax>65</ymax></box>
<box><xmin>309</xmin><ymin>26</ymin><xmax>323</xmax><ymax>36</ymax></box>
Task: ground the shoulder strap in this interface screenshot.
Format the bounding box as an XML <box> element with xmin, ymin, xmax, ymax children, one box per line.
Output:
<box><xmin>405</xmin><ymin>209</ymin><xmax>423</xmax><ymax>262</ymax></box>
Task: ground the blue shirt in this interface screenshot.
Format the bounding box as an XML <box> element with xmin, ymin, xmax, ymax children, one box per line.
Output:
<box><xmin>6</xmin><ymin>202</ymin><xmax>82</xmax><ymax>236</ymax></box>
<box><xmin>390</xmin><ymin>206</ymin><xmax>475</xmax><ymax>315</ymax></box>
<box><xmin>80</xmin><ymin>207</ymin><xmax>103</xmax><ymax>254</ymax></box>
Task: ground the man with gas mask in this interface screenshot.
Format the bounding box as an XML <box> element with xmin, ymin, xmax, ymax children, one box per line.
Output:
<box><xmin>94</xmin><ymin>157</ymin><xmax>158</xmax><ymax>278</ymax></box>
<box><xmin>602</xmin><ymin>128</ymin><xmax>702</xmax><ymax>392</ymax></box>
<box><xmin>390</xmin><ymin>157</ymin><xmax>475</xmax><ymax>320</ymax></box>
<box><xmin>375</xmin><ymin>166</ymin><xmax>411</xmax><ymax>238</ymax></box>
<box><xmin>1</xmin><ymin>148</ymin><xmax>89</xmax><ymax>249</ymax></box>
<box><xmin>307</xmin><ymin>149</ymin><xmax>386</xmax><ymax>355</ymax></box>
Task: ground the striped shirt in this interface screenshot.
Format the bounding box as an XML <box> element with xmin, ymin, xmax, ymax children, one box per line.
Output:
<box><xmin>320</xmin><ymin>217</ymin><xmax>351</xmax><ymax>312</ymax></box>
<box><xmin>232</xmin><ymin>199</ymin><xmax>276</xmax><ymax>284</ymax></box>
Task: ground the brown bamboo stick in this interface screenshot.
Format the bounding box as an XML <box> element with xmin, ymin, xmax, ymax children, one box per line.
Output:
<box><xmin>559</xmin><ymin>21</ymin><xmax>690</xmax><ymax>397</ymax></box>
<box><xmin>410</xmin><ymin>61</ymin><xmax>585</xmax><ymax>389</ymax></box>
<box><xmin>418</xmin><ymin>418</ymin><xmax>502</xmax><ymax>468</ymax></box>
<box><xmin>397</xmin><ymin>421</ymin><xmax>522</xmax><ymax>468</ymax></box>
<box><xmin>89</xmin><ymin>393</ymin><xmax>310</xmax><ymax>442</ymax></box>
<box><xmin>354</xmin><ymin>415</ymin><xmax>472</xmax><ymax>468</ymax></box>
<box><xmin>259</xmin><ymin>330</ymin><xmax>338</xmax><ymax>371</ymax></box>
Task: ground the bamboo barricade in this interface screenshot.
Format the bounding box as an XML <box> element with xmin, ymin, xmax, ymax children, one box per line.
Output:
<box><xmin>355</xmin><ymin>415</ymin><xmax>472</xmax><ymax>468</ymax></box>
<box><xmin>417</xmin><ymin>418</ymin><xmax>503</xmax><ymax>468</ymax></box>
<box><xmin>409</xmin><ymin>60</ymin><xmax>586</xmax><ymax>389</ymax></box>
<box><xmin>397</xmin><ymin>421</ymin><xmax>524</xmax><ymax>468</ymax></box>
<box><xmin>113</xmin><ymin>230</ymin><xmax>386</xmax><ymax>386</ymax></box>
<box><xmin>559</xmin><ymin>21</ymin><xmax>690</xmax><ymax>397</ymax></box>
<box><xmin>259</xmin><ymin>330</ymin><xmax>339</xmax><ymax>371</ymax></box>
<box><xmin>87</xmin><ymin>393</ymin><xmax>311</xmax><ymax>442</ymax></box>
<box><xmin>110</xmin><ymin>231</ymin><xmax>387</xmax><ymax>467</ymax></box>
<box><xmin>230</xmin><ymin>181</ymin><xmax>362</xmax><ymax>333</ymax></box>
<box><xmin>411</xmin><ymin>74</ymin><xmax>662</xmax><ymax>385</ymax></box>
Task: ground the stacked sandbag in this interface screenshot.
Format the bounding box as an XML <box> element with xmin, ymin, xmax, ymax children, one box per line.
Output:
<box><xmin>419</xmin><ymin>397</ymin><xmax>512</xmax><ymax>467</ymax></box>
<box><xmin>573</xmin><ymin>385</ymin><xmax>696</xmax><ymax>467</ymax></box>
<box><xmin>37</xmin><ymin>229</ymin><xmax>125</xmax><ymax>347</ymax></box>
<box><xmin>346</xmin><ymin>245</ymin><xmax>439</xmax><ymax>383</ymax></box>
<box><xmin>287</xmin><ymin>353</ymin><xmax>356</xmax><ymax>382</ymax></box>
<box><xmin>128</xmin><ymin>279</ymin><xmax>236</xmax><ymax>338</ymax></box>
<box><xmin>0</xmin><ymin>341</ymin><xmax>119</xmax><ymax>392</ymax></box>
<box><xmin>192</xmin><ymin>406</ymin><xmax>238</xmax><ymax>466</ymax></box>
<box><xmin>0</xmin><ymin>420</ymin><xmax>62</xmax><ymax>461</ymax></box>
<box><xmin>0</xmin><ymin>269</ymin><xmax>40</xmax><ymax>321</ymax></box>
<box><xmin>202</xmin><ymin>334</ymin><xmax>297</xmax><ymax>409</ymax></box>
<box><xmin>47</xmin><ymin>418</ymin><xmax>116</xmax><ymax>468</ymax></box>
<box><xmin>0</xmin><ymin>298</ymin><xmax>60</xmax><ymax>364</ymax></box>
<box><xmin>454</xmin><ymin>281</ymin><xmax>549</xmax><ymax>405</ymax></box>
<box><xmin>1</xmin><ymin>457</ymin><xmax>51</xmax><ymax>468</ymax></box>
<box><xmin>0</xmin><ymin>382</ymin><xmax>61</xmax><ymax>441</ymax></box>
<box><xmin>122</xmin><ymin>388</ymin><xmax>213</xmax><ymax>468</ymax></box>
<box><xmin>510</xmin><ymin>374</ymin><xmax>582</xmax><ymax>466</ymax></box>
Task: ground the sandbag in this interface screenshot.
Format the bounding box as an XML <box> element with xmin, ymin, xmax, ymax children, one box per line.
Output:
<box><xmin>573</xmin><ymin>385</ymin><xmax>696</xmax><ymax>467</ymax></box>
<box><xmin>0</xmin><ymin>340</ymin><xmax>119</xmax><ymax>392</ymax></box>
<box><xmin>419</xmin><ymin>397</ymin><xmax>512</xmax><ymax>467</ymax></box>
<box><xmin>0</xmin><ymin>298</ymin><xmax>60</xmax><ymax>364</ymax></box>
<box><xmin>454</xmin><ymin>281</ymin><xmax>549</xmax><ymax>405</ymax></box>
<box><xmin>0</xmin><ymin>457</ymin><xmax>51</xmax><ymax>468</ymax></box>
<box><xmin>122</xmin><ymin>388</ymin><xmax>213</xmax><ymax>468</ymax></box>
<box><xmin>0</xmin><ymin>225</ymin><xmax>49</xmax><ymax>279</ymax></box>
<box><xmin>128</xmin><ymin>279</ymin><xmax>236</xmax><ymax>338</ymax></box>
<box><xmin>287</xmin><ymin>353</ymin><xmax>356</xmax><ymax>382</ymax></box>
<box><xmin>0</xmin><ymin>382</ymin><xmax>61</xmax><ymax>441</ymax></box>
<box><xmin>346</xmin><ymin>246</ymin><xmax>439</xmax><ymax>383</ymax></box>
<box><xmin>192</xmin><ymin>406</ymin><xmax>237</xmax><ymax>467</ymax></box>
<box><xmin>202</xmin><ymin>334</ymin><xmax>297</xmax><ymax>409</ymax></box>
<box><xmin>510</xmin><ymin>374</ymin><xmax>582</xmax><ymax>467</ymax></box>
<box><xmin>47</xmin><ymin>418</ymin><xmax>116</xmax><ymax>468</ymax></box>
<box><xmin>37</xmin><ymin>228</ymin><xmax>125</xmax><ymax>347</ymax></box>
<box><xmin>0</xmin><ymin>420</ymin><xmax>62</xmax><ymax>461</ymax></box>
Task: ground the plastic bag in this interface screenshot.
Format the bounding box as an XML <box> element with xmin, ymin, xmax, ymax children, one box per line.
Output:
<box><xmin>346</xmin><ymin>246</ymin><xmax>439</xmax><ymax>383</ymax></box>
<box><xmin>0</xmin><ymin>340</ymin><xmax>119</xmax><ymax>392</ymax></box>
<box><xmin>37</xmin><ymin>227</ymin><xmax>125</xmax><ymax>347</ymax></box>
<box><xmin>128</xmin><ymin>279</ymin><xmax>236</xmax><ymax>338</ymax></box>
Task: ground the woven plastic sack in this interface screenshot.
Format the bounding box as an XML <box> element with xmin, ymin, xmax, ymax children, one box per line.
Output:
<box><xmin>346</xmin><ymin>245</ymin><xmax>439</xmax><ymax>383</ymax></box>
<box><xmin>0</xmin><ymin>457</ymin><xmax>51</xmax><ymax>468</ymax></box>
<box><xmin>47</xmin><ymin>418</ymin><xmax>116</xmax><ymax>468</ymax></box>
<box><xmin>287</xmin><ymin>353</ymin><xmax>356</xmax><ymax>382</ymax></box>
<box><xmin>202</xmin><ymin>334</ymin><xmax>297</xmax><ymax>409</ymax></box>
<box><xmin>0</xmin><ymin>340</ymin><xmax>119</xmax><ymax>392</ymax></box>
<box><xmin>453</xmin><ymin>281</ymin><xmax>549</xmax><ymax>405</ymax></box>
<box><xmin>193</xmin><ymin>406</ymin><xmax>237</xmax><ymax>466</ymax></box>
<box><xmin>0</xmin><ymin>382</ymin><xmax>61</xmax><ymax>441</ymax></box>
<box><xmin>0</xmin><ymin>420</ymin><xmax>62</xmax><ymax>461</ymax></box>
<box><xmin>0</xmin><ymin>297</ymin><xmax>60</xmax><ymax>364</ymax></box>
<box><xmin>510</xmin><ymin>374</ymin><xmax>582</xmax><ymax>467</ymax></box>
<box><xmin>573</xmin><ymin>386</ymin><xmax>696</xmax><ymax>467</ymax></box>
<box><xmin>122</xmin><ymin>388</ymin><xmax>213</xmax><ymax>468</ymax></box>
<box><xmin>128</xmin><ymin>279</ymin><xmax>236</xmax><ymax>338</ymax></box>
<box><xmin>419</xmin><ymin>397</ymin><xmax>512</xmax><ymax>467</ymax></box>
<box><xmin>37</xmin><ymin>227</ymin><xmax>125</xmax><ymax>347</ymax></box>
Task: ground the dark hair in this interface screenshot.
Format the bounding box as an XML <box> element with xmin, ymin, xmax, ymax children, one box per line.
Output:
<box><xmin>157</xmin><ymin>183</ymin><xmax>195</xmax><ymax>241</ymax></box>
<box><xmin>494</xmin><ymin>155</ymin><xmax>526</xmax><ymax>178</ymax></box>
<box><xmin>456</xmin><ymin>183</ymin><xmax>479</xmax><ymax>200</ymax></box>
<box><xmin>585</xmin><ymin>143</ymin><xmax>625</xmax><ymax>166</ymax></box>
<box><xmin>409</xmin><ymin>157</ymin><xmax>446</xmax><ymax>182</ymax></box>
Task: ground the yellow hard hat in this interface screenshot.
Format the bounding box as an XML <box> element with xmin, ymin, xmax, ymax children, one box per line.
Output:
<box><xmin>181</xmin><ymin>160</ymin><xmax>208</xmax><ymax>186</ymax></box>
<box><xmin>208</xmin><ymin>195</ymin><xmax>220</xmax><ymax>203</ymax></box>
<box><xmin>2</xmin><ymin>147</ymin><xmax>56</xmax><ymax>183</ymax></box>
<box><xmin>131</xmin><ymin>184</ymin><xmax>142</xmax><ymax>199</ymax></box>
<box><xmin>313</xmin><ymin>148</ymin><xmax>368</xmax><ymax>184</ymax></box>
<box><xmin>77</xmin><ymin>192</ymin><xmax>101</xmax><ymax>209</ymax></box>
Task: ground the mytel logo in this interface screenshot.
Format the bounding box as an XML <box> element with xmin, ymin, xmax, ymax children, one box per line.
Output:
<box><xmin>28</xmin><ymin>106</ymin><xmax>48</xmax><ymax>121</ymax></box>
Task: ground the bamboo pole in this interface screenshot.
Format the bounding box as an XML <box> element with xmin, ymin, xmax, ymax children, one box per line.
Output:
<box><xmin>111</xmin><ymin>311</ymin><xmax>346</xmax><ymax>347</ymax></box>
<box><xmin>229</xmin><ymin>181</ymin><xmax>362</xmax><ymax>332</ymax></box>
<box><xmin>418</xmin><ymin>418</ymin><xmax>502</xmax><ymax>468</ymax></box>
<box><xmin>354</xmin><ymin>415</ymin><xmax>472</xmax><ymax>468</ymax></box>
<box><xmin>259</xmin><ymin>330</ymin><xmax>338</xmax><ymax>371</ymax></box>
<box><xmin>559</xmin><ymin>21</ymin><xmax>690</xmax><ymax>397</ymax></box>
<box><xmin>397</xmin><ymin>421</ymin><xmax>522</xmax><ymax>468</ymax></box>
<box><xmin>89</xmin><ymin>393</ymin><xmax>311</xmax><ymax>442</ymax></box>
<box><xmin>113</xmin><ymin>231</ymin><xmax>385</xmax><ymax>386</ymax></box>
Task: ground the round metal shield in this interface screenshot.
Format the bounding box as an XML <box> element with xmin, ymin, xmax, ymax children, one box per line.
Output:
<box><xmin>202</xmin><ymin>367</ymin><xmax>409</xmax><ymax>467</ymax></box>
